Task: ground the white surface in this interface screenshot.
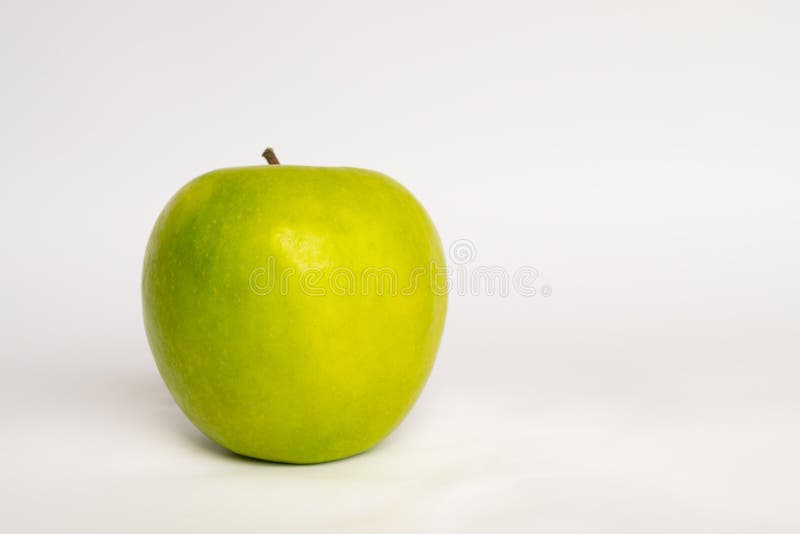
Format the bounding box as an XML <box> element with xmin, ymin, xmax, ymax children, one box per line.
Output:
<box><xmin>2</xmin><ymin>1</ymin><xmax>799</xmax><ymax>532</ymax></box>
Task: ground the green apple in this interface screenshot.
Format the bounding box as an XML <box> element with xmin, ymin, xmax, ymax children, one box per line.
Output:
<box><xmin>142</xmin><ymin>149</ymin><xmax>447</xmax><ymax>463</ymax></box>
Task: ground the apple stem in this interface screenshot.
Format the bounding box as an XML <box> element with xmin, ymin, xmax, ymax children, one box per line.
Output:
<box><xmin>262</xmin><ymin>147</ymin><xmax>280</xmax><ymax>165</ymax></box>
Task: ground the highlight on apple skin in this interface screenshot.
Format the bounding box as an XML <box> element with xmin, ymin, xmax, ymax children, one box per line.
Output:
<box><xmin>142</xmin><ymin>149</ymin><xmax>447</xmax><ymax>464</ymax></box>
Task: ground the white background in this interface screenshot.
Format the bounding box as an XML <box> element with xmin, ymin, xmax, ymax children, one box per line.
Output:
<box><xmin>2</xmin><ymin>1</ymin><xmax>799</xmax><ymax>532</ymax></box>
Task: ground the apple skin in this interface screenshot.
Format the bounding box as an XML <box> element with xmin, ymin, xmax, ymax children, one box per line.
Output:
<box><xmin>142</xmin><ymin>165</ymin><xmax>447</xmax><ymax>463</ymax></box>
